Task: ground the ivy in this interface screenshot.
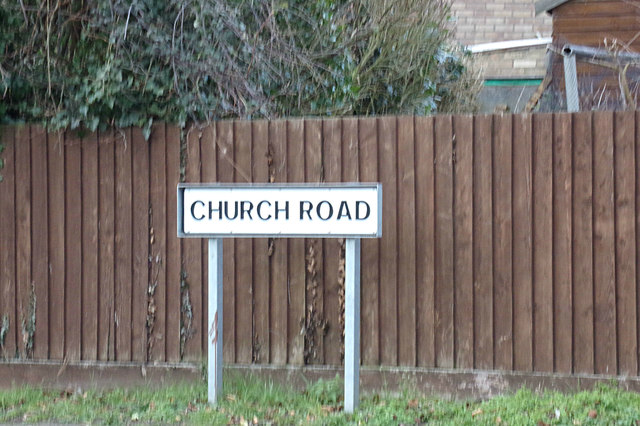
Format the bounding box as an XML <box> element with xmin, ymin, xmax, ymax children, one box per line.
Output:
<box><xmin>0</xmin><ymin>0</ymin><xmax>477</xmax><ymax>135</ymax></box>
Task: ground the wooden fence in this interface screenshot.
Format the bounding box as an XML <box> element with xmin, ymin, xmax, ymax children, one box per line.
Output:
<box><xmin>0</xmin><ymin>112</ymin><xmax>639</xmax><ymax>377</ymax></box>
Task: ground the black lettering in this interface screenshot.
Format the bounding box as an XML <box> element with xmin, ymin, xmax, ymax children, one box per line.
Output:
<box><xmin>241</xmin><ymin>201</ymin><xmax>254</xmax><ymax>220</ymax></box>
<box><xmin>336</xmin><ymin>201</ymin><xmax>352</xmax><ymax>220</ymax></box>
<box><xmin>191</xmin><ymin>200</ymin><xmax>205</xmax><ymax>220</ymax></box>
<box><xmin>316</xmin><ymin>200</ymin><xmax>333</xmax><ymax>221</ymax></box>
<box><xmin>224</xmin><ymin>201</ymin><xmax>239</xmax><ymax>220</ymax></box>
<box><xmin>275</xmin><ymin>201</ymin><xmax>289</xmax><ymax>220</ymax></box>
<box><xmin>208</xmin><ymin>201</ymin><xmax>223</xmax><ymax>220</ymax></box>
<box><xmin>355</xmin><ymin>201</ymin><xmax>371</xmax><ymax>220</ymax></box>
<box><xmin>299</xmin><ymin>201</ymin><xmax>313</xmax><ymax>220</ymax></box>
<box><xmin>257</xmin><ymin>200</ymin><xmax>272</xmax><ymax>220</ymax></box>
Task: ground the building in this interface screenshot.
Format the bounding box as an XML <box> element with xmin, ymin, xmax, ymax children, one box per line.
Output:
<box><xmin>451</xmin><ymin>0</ymin><xmax>552</xmax><ymax>112</ymax></box>
<box><xmin>535</xmin><ymin>0</ymin><xmax>640</xmax><ymax>111</ymax></box>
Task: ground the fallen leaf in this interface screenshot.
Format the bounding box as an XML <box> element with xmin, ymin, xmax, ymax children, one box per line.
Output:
<box><xmin>407</xmin><ymin>399</ymin><xmax>419</xmax><ymax>409</ymax></box>
<box><xmin>588</xmin><ymin>409</ymin><xmax>598</xmax><ymax>419</ymax></box>
<box><xmin>496</xmin><ymin>416</ymin><xmax>502</xmax><ymax>424</ymax></box>
<box><xmin>472</xmin><ymin>408</ymin><xmax>483</xmax><ymax>417</ymax></box>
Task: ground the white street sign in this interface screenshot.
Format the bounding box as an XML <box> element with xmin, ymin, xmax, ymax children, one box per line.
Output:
<box><xmin>178</xmin><ymin>183</ymin><xmax>381</xmax><ymax>238</ymax></box>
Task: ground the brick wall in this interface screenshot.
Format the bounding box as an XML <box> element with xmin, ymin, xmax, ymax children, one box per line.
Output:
<box><xmin>474</xmin><ymin>46</ymin><xmax>548</xmax><ymax>78</ymax></box>
<box><xmin>451</xmin><ymin>0</ymin><xmax>552</xmax><ymax>45</ymax></box>
<box><xmin>451</xmin><ymin>0</ymin><xmax>553</xmax><ymax>79</ymax></box>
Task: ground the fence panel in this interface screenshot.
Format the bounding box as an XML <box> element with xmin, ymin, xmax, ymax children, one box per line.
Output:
<box><xmin>2</xmin><ymin>112</ymin><xmax>640</xmax><ymax>379</ymax></box>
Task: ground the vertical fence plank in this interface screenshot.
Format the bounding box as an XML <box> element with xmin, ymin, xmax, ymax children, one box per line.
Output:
<box><xmin>416</xmin><ymin>116</ymin><xmax>436</xmax><ymax>368</ymax></box>
<box><xmin>593</xmin><ymin>111</ymin><xmax>617</xmax><ymax>375</ymax></box>
<box><xmin>182</xmin><ymin>125</ymin><xmax>202</xmax><ymax>361</ymax></box>
<box><xmin>533</xmin><ymin>114</ymin><xmax>554</xmax><ymax>373</ymax></box>
<box><xmin>114</xmin><ymin>130</ymin><xmax>133</xmax><ymax>362</ymax></box>
<box><xmin>148</xmin><ymin>124</ymin><xmax>167</xmax><ymax>362</ymax></box>
<box><xmin>217</xmin><ymin>121</ymin><xmax>236</xmax><ymax>364</ymax></box>
<box><xmin>99</xmin><ymin>130</ymin><xmax>117</xmax><ymax>361</ymax></box>
<box><xmin>234</xmin><ymin>120</ymin><xmax>254</xmax><ymax>364</ymax></box>
<box><xmin>512</xmin><ymin>114</ymin><xmax>533</xmax><ymax>372</ymax></box>
<box><xmin>65</xmin><ymin>132</ymin><xmax>83</xmax><ymax>361</ymax></box>
<box><xmin>323</xmin><ymin>118</ymin><xmax>343</xmax><ymax>365</ymax></box>
<box><xmin>303</xmin><ymin>119</ymin><xmax>324</xmax><ymax>365</ymax></box>
<box><xmin>342</xmin><ymin>118</ymin><xmax>359</xmax><ymax>182</ymax></box>
<box><xmin>358</xmin><ymin>117</ymin><xmax>379</xmax><ymax>366</ymax></box>
<box><xmin>572</xmin><ymin>112</ymin><xmax>594</xmax><ymax>374</ymax></box>
<box><xmin>453</xmin><ymin>115</ymin><xmax>474</xmax><ymax>369</ymax></box>
<box><xmin>473</xmin><ymin>115</ymin><xmax>494</xmax><ymax>370</ymax></box>
<box><xmin>378</xmin><ymin>116</ymin><xmax>398</xmax><ymax>366</ymax></box>
<box><xmin>0</xmin><ymin>126</ymin><xmax>17</xmax><ymax>358</ymax></box>
<box><xmin>342</xmin><ymin>117</ymin><xmax>359</xmax><ymax>185</ymax></box>
<box><xmin>493</xmin><ymin>114</ymin><xmax>513</xmax><ymax>371</ymax></box>
<box><xmin>48</xmin><ymin>131</ymin><xmax>65</xmax><ymax>360</ymax></box>
<box><xmin>30</xmin><ymin>126</ymin><xmax>48</xmax><ymax>360</ymax></box>
<box><xmin>268</xmin><ymin>120</ymin><xmax>287</xmax><ymax>364</ymax></box>
<box><xmin>637</xmin><ymin>111</ymin><xmax>640</xmax><ymax>375</ymax></box>
<box><xmin>435</xmin><ymin>115</ymin><xmax>455</xmax><ymax>368</ymax></box>
<box><xmin>81</xmin><ymin>132</ymin><xmax>99</xmax><ymax>361</ymax></box>
<box><xmin>200</xmin><ymin>124</ymin><xmax>217</xmax><ymax>357</ymax></box>
<box><xmin>397</xmin><ymin>116</ymin><xmax>417</xmax><ymax>367</ymax></box>
<box><xmin>131</xmin><ymin>128</ymin><xmax>148</xmax><ymax>362</ymax></box>
<box><xmin>166</xmin><ymin>125</ymin><xmax>182</xmax><ymax>362</ymax></box>
<box><xmin>553</xmin><ymin>113</ymin><xmax>573</xmax><ymax>374</ymax></box>
<box><xmin>288</xmin><ymin>119</ymin><xmax>306</xmax><ymax>365</ymax></box>
<box><xmin>251</xmin><ymin>121</ymin><xmax>270</xmax><ymax>363</ymax></box>
<box><xmin>15</xmin><ymin>126</ymin><xmax>32</xmax><ymax>359</ymax></box>
<box><xmin>251</xmin><ymin>121</ymin><xmax>269</xmax><ymax>363</ymax></box>
<box><xmin>614</xmin><ymin>111</ymin><xmax>637</xmax><ymax>375</ymax></box>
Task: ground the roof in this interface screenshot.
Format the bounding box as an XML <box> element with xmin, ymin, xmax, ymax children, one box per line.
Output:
<box><xmin>535</xmin><ymin>0</ymin><xmax>571</xmax><ymax>15</ymax></box>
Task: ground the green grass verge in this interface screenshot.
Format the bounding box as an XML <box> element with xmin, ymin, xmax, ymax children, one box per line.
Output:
<box><xmin>1</xmin><ymin>374</ymin><xmax>639</xmax><ymax>425</ymax></box>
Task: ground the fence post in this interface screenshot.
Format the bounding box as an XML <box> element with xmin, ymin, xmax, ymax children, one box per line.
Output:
<box><xmin>562</xmin><ymin>46</ymin><xmax>580</xmax><ymax>112</ymax></box>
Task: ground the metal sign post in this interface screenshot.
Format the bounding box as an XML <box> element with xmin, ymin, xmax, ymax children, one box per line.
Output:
<box><xmin>207</xmin><ymin>238</ymin><xmax>223</xmax><ymax>404</ymax></box>
<box><xmin>177</xmin><ymin>183</ymin><xmax>381</xmax><ymax>411</ymax></box>
<box><xmin>344</xmin><ymin>238</ymin><xmax>361</xmax><ymax>413</ymax></box>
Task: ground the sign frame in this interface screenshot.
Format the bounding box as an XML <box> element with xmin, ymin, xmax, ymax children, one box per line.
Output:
<box><xmin>177</xmin><ymin>182</ymin><xmax>382</xmax><ymax>239</ymax></box>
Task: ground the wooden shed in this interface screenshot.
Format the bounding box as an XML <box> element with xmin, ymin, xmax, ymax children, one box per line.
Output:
<box><xmin>535</xmin><ymin>0</ymin><xmax>640</xmax><ymax>110</ymax></box>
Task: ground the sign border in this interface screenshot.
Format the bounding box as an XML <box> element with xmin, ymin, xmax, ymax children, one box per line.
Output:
<box><xmin>177</xmin><ymin>182</ymin><xmax>382</xmax><ymax>239</ymax></box>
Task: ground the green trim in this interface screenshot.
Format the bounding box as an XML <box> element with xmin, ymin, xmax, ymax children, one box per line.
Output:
<box><xmin>484</xmin><ymin>79</ymin><xmax>543</xmax><ymax>87</ymax></box>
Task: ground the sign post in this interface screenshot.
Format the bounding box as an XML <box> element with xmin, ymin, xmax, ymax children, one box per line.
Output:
<box><xmin>344</xmin><ymin>238</ymin><xmax>361</xmax><ymax>413</ymax></box>
<box><xmin>207</xmin><ymin>238</ymin><xmax>223</xmax><ymax>404</ymax></box>
<box><xmin>177</xmin><ymin>183</ymin><xmax>381</xmax><ymax>412</ymax></box>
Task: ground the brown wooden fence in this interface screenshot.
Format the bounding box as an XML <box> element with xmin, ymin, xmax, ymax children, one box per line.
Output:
<box><xmin>0</xmin><ymin>112</ymin><xmax>639</xmax><ymax>377</ymax></box>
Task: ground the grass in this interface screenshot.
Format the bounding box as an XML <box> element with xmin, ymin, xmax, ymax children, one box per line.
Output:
<box><xmin>1</xmin><ymin>374</ymin><xmax>640</xmax><ymax>425</ymax></box>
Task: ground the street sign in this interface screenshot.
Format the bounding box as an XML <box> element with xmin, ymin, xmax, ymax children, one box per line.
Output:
<box><xmin>178</xmin><ymin>183</ymin><xmax>381</xmax><ymax>238</ymax></box>
<box><xmin>177</xmin><ymin>182</ymin><xmax>382</xmax><ymax>413</ymax></box>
